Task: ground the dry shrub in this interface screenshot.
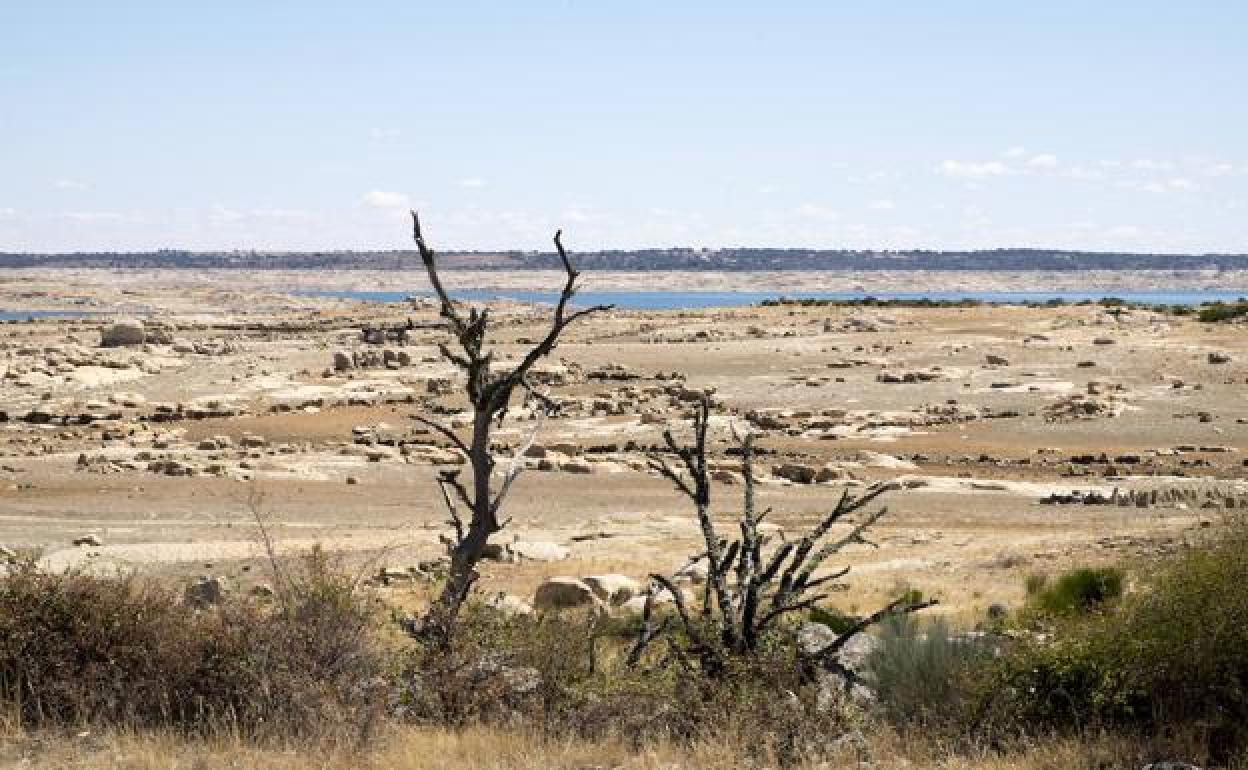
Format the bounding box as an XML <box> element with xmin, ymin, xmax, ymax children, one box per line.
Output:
<box><xmin>0</xmin><ymin>549</ymin><xmax>386</xmax><ymax>745</ymax></box>
<box><xmin>398</xmin><ymin>602</ymin><xmax>859</xmax><ymax>766</ymax></box>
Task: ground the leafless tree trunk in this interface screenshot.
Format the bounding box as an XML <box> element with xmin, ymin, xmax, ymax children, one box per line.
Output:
<box><xmin>632</xmin><ymin>396</ymin><xmax>936</xmax><ymax>677</ymax></box>
<box><xmin>409</xmin><ymin>211</ymin><xmax>610</xmax><ymax>643</ymax></box>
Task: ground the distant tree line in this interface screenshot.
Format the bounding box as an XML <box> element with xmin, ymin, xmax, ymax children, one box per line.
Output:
<box><xmin>2</xmin><ymin>247</ymin><xmax>1247</xmax><ymax>271</ymax></box>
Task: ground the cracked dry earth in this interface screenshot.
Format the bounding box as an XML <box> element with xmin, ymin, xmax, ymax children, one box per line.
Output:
<box><xmin>1</xmin><ymin>269</ymin><xmax>1245</xmax><ymax>621</ymax></box>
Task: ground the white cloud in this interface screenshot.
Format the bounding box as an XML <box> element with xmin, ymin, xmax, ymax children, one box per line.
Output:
<box><xmin>53</xmin><ymin>179</ymin><xmax>88</xmax><ymax>191</ymax></box>
<box><xmin>61</xmin><ymin>211</ymin><xmax>124</xmax><ymax>222</ymax></box>
<box><xmin>1062</xmin><ymin>165</ymin><xmax>1105</xmax><ymax>180</ymax></box>
<box><xmin>794</xmin><ymin>203</ymin><xmax>839</xmax><ymax>220</ymax></box>
<box><xmin>369</xmin><ymin>127</ymin><xmax>401</xmax><ymax>140</ymax></box>
<box><xmin>361</xmin><ymin>190</ymin><xmax>410</xmax><ymax>209</ymax></box>
<box><xmin>1203</xmin><ymin>162</ymin><xmax>1234</xmax><ymax>177</ymax></box>
<box><xmin>1105</xmin><ymin>225</ymin><xmax>1142</xmax><ymax>239</ymax></box>
<box><xmin>1123</xmin><ymin>178</ymin><xmax>1197</xmax><ymax>194</ymax></box>
<box><xmin>458</xmin><ymin>177</ymin><xmax>486</xmax><ymax>189</ymax></box>
<box><xmin>0</xmin><ymin>207</ymin><xmax>15</xmax><ymax>218</ymax></box>
<box><xmin>562</xmin><ymin>206</ymin><xmax>593</xmax><ymax>223</ymax></box>
<box><xmin>210</xmin><ymin>204</ymin><xmax>244</xmax><ymax>223</ymax></box>
<box><xmin>1027</xmin><ymin>153</ymin><xmax>1058</xmax><ymax>169</ymax></box>
<box><xmin>847</xmin><ymin>170</ymin><xmax>893</xmax><ymax>183</ymax></box>
<box><xmin>1130</xmin><ymin>158</ymin><xmax>1174</xmax><ymax>171</ymax></box>
<box><xmin>1002</xmin><ymin>146</ymin><xmax>1028</xmax><ymax>159</ymax></box>
<box><xmin>936</xmin><ymin>160</ymin><xmax>1009</xmax><ymax>179</ymax></box>
<box><xmin>250</xmin><ymin>208</ymin><xmax>311</xmax><ymax>220</ymax></box>
<box><xmin>869</xmin><ymin>199</ymin><xmax>895</xmax><ymax>210</ymax></box>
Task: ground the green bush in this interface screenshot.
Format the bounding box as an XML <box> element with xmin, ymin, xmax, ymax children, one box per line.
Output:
<box><xmin>1197</xmin><ymin>300</ymin><xmax>1248</xmax><ymax>323</ymax></box>
<box><xmin>1025</xmin><ymin>566</ymin><xmax>1123</xmax><ymax>615</ymax></box>
<box><xmin>808</xmin><ymin>605</ymin><xmax>859</xmax><ymax>635</ymax></box>
<box><xmin>867</xmin><ymin>614</ymin><xmax>993</xmax><ymax>727</ymax></box>
<box><xmin>999</xmin><ymin>519</ymin><xmax>1248</xmax><ymax>761</ymax></box>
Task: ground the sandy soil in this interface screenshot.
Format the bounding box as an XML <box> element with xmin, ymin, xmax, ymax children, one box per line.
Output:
<box><xmin>2</xmin><ymin>269</ymin><xmax>1245</xmax><ymax>620</ymax></box>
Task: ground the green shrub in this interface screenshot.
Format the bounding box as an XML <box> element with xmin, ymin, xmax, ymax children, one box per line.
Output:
<box><xmin>809</xmin><ymin>605</ymin><xmax>859</xmax><ymax>635</ymax></box>
<box><xmin>999</xmin><ymin>519</ymin><xmax>1248</xmax><ymax>761</ymax></box>
<box><xmin>1197</xmin><ymin>300</ymin><xmax>1248</xmax><ymax>323</ymax></box>
<box><xmin>867</xmin><ymin>614</ymin><xmax>993</xmax><ymax>727</ymax></box>
<box><xmin>1026</xmin><ymin>566</ymin><xmax>1123</xmax><ymax>616</ymax></box>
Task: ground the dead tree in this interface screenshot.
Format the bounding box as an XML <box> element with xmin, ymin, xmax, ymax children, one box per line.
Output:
<box><xmin>409</xmin><ymin>210</ymin><xmax>610</xmax><ymax>642</ymax></box>
<box><xmin>630</xmin><ymin>396</ymin><xmax>936</xmax><ymax>677</ymax></box>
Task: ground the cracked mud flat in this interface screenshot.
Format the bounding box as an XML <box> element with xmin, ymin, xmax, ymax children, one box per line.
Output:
<box><xmin>1</xmin><ymin>268</ymin><xmax>1245</xmax><ymax>619</ymax></box>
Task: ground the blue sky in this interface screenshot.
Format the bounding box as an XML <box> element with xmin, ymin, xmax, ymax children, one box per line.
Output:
<box><xmin>2</xmin><ymin>1</ymin><xmax>1245</xmax><ymax>253</ymax></box>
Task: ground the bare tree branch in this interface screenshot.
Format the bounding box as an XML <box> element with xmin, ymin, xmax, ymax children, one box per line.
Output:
<box><xmin>636</xmin><ymin>398</ymin><xmax>933</xmax><ymax>676</ymax></box>
<box><xmin>409</xmin><ymin>212</ymin><xmax>610</xmax><ymax>643</ymax></box>
<box><xmin>411</xmin><ymin>415</ymin><xmax>471</xmax><ymax>458</ymax></box>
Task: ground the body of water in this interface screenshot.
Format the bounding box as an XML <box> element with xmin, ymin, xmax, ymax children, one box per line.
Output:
<box><xmin>295</xmin><ymin>288</ymin><xmax>1248</xmax><ymax>310</ymax></box>
<box><xmin>0</xmin><ymin>310</ymin><xmax>100</xmax><ymax>321</ymax></box>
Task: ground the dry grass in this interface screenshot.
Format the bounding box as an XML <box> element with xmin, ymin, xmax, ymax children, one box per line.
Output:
<box><xmin>0</xmin><ymin>724</ymin><xmax>1193</xmax><ymax>770</ymax></box>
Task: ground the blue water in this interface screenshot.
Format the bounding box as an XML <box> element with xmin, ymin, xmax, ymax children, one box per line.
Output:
<box><xmin>295</xmin><ymin>288</ymin><xmax>1248</xmax><ymax>310</ymax></box>
<box><xmin>0</xmin><ymin>310</ymin><xmax>100</xmax><ymax>321</ymax></box>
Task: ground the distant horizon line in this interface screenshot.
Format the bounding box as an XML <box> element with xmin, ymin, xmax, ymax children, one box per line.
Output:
<box><xmin>3</xmin><ymin>246</ymin><xmax>1247</xmax><ymax>258</ymax></box>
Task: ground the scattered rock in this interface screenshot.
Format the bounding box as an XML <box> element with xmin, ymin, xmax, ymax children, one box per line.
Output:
<box><xmin>674</xmin><ymin>561</ymin><xmax>709</xmax><ymax>585</ymax></box>
<box><xmin>185</xmin><ymin>576</ymin><xmax>228</xmax><ymax>607</ymax></box>
<box><xmin>486</xmin><ymin>593</ymin><xmax>534</xmax><ymax>616</ymax></box>
<box><xmin>855</xmin><ymin>450</ymin><xmax>918</xmax><ymax>470</ymax></box>
<box><xmin>582</xmin><ymin>574</ymin><xmax>641</xmax><ymax>606</ymax></box>
<box><xmin>508</xmin><ymin>540</ymin><xmax>570</xmax><ymax>562</ymax></box>
<box><xmin>249</xmin><ymin>583</ymin><xmax>276</xmax><ymax>599</ymax></box>
<box><xmin>773</xmin><ymin>463</ymin><xmax>818</xmax><ymax>484</ymax></box>
<box><xmin>533</xmin><ymin>577</ymin><xmax>604</xmax><ymax>613</ymax></box>
<box><xmin>99</xmin><ymin>320</ymin><xmax>146</xmax><ymax>348</ymax></box>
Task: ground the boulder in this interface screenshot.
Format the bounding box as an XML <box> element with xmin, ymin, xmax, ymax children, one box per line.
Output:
<box><xmin>797</xmin><ymin>621</ymin><xmax>839</xmax><ymax>656</ymax></box>
<box><xmin>332</xmin><ymin>351</ymin><xmax>354</xmax><ymax>371</ymax></box>
<box><xmin>985</xmin><ymin>354</ymin><xmax>1010</xmax><ymax>366</ymax></box>
<box><xmin>72</xmin><ymin>534</ymin><xmax>103</xmax><ymax>547</ymax></box>
<box><xmin>486</xmin><ymin>593</ymin><xmax>534</xmax><ymax>616</ymax></box>
<box><xmin>618</xmin><ymin>586</ymin><xmax>682</xmax><ymax>614</ymax></box>
<box><xmin>144</xmin><ymin>326</ymin><xmax>174</xmax><ymax>345</ymax></box>
<box><xmin>582</xmin><ymin>574</ymin><xmax>641</xmax><ymax>606</ymax></box>
<box><xmin>855</xmin><ymin>450</ymin><xmax>918</xmax><ymax>470</ymax></box>
<box><xmin>674</xmin><ymin>561</ymin><xmax>709</xmax><ymax>585</ymax></box>
<box><xmin>815</xmin><ymin>464</ymin><xmax>854</xmax><ymax>482</ymax></box>
<box><xmin>533</xmin><ymin>577</ymin><xmax>604</xmax><ymax>612</ymax></box>
<box><xmin>986</xmin><ymin>602</ymin><xmax>1010</xmax><ymax>620</ymax></box>
<box><xmin>508</xmin><ymin>540</ymin><xmax>570</xmax><ymax>562</ymax></box>
<box><xmin>100</xmin><ymin>320</ymin><xmax>146</xmax><ymax>348</ymax></box>
<box><xmin>185</xmin><ymin>576</ymin><xmax>228</xmax><ymax>607</ymax></box>
<box><xmin>773</xmin><ymin>463</ymin><xmax>818</xmax><ymax>484</ymax></box>
<box><xmin>249</xmin><ymin>583</ymin><xmax>276</xmax><ymax>599</ymax></box>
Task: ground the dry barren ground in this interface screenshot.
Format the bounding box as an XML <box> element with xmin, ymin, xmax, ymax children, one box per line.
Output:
<box><xmin>1</xmin><ymin>269</ymin><xmax>1245</xmax><ymax>621</ymax></box>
